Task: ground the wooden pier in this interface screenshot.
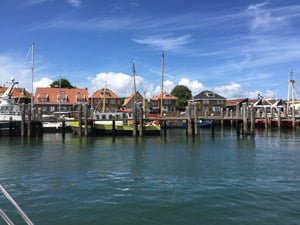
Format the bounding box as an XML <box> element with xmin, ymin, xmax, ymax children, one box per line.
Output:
<box><xmin>1</xmin><ymin>103</ymin><xmax>299</xmax><ymax>138</ymax></box>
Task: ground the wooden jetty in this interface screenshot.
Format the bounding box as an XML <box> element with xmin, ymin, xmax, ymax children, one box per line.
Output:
<box><xmin>1</xmin><ymin>103</ymin><xmax>299</xmax><ymax>138</ymax></box>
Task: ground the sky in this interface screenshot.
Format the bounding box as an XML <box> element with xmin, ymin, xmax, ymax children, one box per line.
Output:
<box><xmin>1</xmin><ymin>0</ymin><xmax>300</xmax><ymax>99</ymax></box>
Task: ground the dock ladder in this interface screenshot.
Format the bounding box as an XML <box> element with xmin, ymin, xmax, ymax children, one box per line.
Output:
<box><xmin>0</xmin><ymin>184</ymin><xmax>34</xmax><ymax>225</ymax></box>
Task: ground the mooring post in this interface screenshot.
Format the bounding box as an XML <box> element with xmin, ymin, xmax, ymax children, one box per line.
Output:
<box><xmin>21</xmin><ymin>103</ymin><xmax>26</xmax><ymax>137</ymax></box>
<box><xmin>78</xmin><ymin>104</ymin><xmax>82</xmax><ymax>136</ymax></box>
<box><xmin>264</xmin><ymin>107</ymin><xmax>268</xmax><ymax>129</ymax></box>
<box><xmin>133</xmin><ymin>103</ymin><xmax>138</xmax><ymax>137</ymax></box>
<box><xmin>250</xmin><ymin>104</ymin><xmax>255</xmax><ymax>135</ymax></box>
<box><xmin>292</xmin><ymin>106</ymin><xmax>296</xmax><ymax>129</ymax></box>
<box><xmin>112</xmin><ymin>119</ymin><xmax>116</xmax><ymax>136</ymax></box>
<box><xmin>62</xmin><ymin>120</ymin><xmax>66</xmax><ymax>137</ymax></box>
<box><xmin>220</xmin><ymin>107</ymin><xmax>224</xmax><ymax>127</ymax></box>
<box><xmin>277</xmin><ymin>107</ymin><xmax>281</xmax><ymax>129</ymax></box>
<box><xmin>236</xmin><ymin>120</ymin><xmax>241</xmax><ymax>136</ymax></box>
<box><xmin>139</xmin><ymin>107</ymin><xmax>143</xmax><ymax>137</ymax></box>
<box><xmin>84</xmin><ymin>104</ymin><xmax>88</xmax><ymax>137</ymax></box>
<box><xmin>27</xmin><ymin>103</ymin><xmax>31</xmax><ymax>137</ymax></box>
<box><xmin>163</xmin><ymin>120</ymin><xmax>167</xmax><ymax>137</ymax></box>
<box><xmin>242</xmin><ymin>103</ymin><xmax>247</xmax><ymax>135</ymax></box>
<box><xmin>230</xmin><ymin>109</ymin><xmax>233</xmax><ymax>127</ymax></box>
<box><xmin>193</xmin><ymin>103</ymin><xmax>198</xmax><ymax>135</ymax></box>
<box><xmin>187</xmin><ymin>102</ymin><xmax>193</xmax><ymax>136</ymax></box>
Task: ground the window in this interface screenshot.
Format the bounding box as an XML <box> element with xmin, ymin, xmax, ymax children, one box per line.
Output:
<box><xmin>57</xmin><ymin>97</ymin><xmax>68</xmax><ymax>103</ymax></box>
<box><xmin>38</xmin><ymin>98</ymin><xmax>48</xmax><ymax>102</ymax></box>
<box><xmin>203</xmin><ymin>100</ymin><xmax>209</xmax><ymax>104</ymax></box>
<box><xmin>206</xmin><ymin>93</ymin><xmax>215</xmax><ymax>97</ymax></box>
<box><xmin>77</xmin><ymin>98</ymin><xmax>85</xmax><ymax>103</ymax></box>
<box><xmin>217</xmin><ymin>100</ymin><xmax>223</xmax><ymax>104</ymax></box>
<box><xmin>212</xmin><ymin>106</ymin><xmax>221</xmax><ymax>112</ymax></box>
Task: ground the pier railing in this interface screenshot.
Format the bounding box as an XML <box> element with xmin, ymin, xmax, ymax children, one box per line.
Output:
<box><xmin>0</xmin><ymin>184</ymin><xmax>34</xmax><ymax>225</ymax></box>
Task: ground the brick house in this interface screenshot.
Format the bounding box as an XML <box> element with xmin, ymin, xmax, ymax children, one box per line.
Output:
<box><xmin>121</xmin><ymin>91</ymin><xmax>147</xmax><ymax>111</ymax></box>
<box><xmin>193</xmin><ymin>90</ymin><xmax>226</xmax><ymax>114</ymax></box>
<box><xmin>34</xmin><ymin>87</ymin><xmax>89</xmax><ymax>113</ymax></box>
<box><xmin>90</xmin><ymin>88</ymin><xmax>121</xmax><ymax>112</ymax></box>
<box><xmin>150</xmin><ymin>92</ymin><xmax>177</xmax><ymax>113</ymax></box>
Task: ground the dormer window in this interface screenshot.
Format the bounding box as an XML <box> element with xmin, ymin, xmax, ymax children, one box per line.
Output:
<box><xmin>206</xmin><ymin>93</ymin><xmax>215</xmax><ymax>97</ymax></box>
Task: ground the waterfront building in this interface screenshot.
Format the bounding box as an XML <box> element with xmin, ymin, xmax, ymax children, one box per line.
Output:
<box><xmin>193</xmin><ymin>90</ymin><xmax>226</xmax><ymax>115</ymax></box>
<box><xmin>90</xmin><ymin>88</ymin><xmax>121</xmax><ymax>112</ymax></box>
<box><xmin>34</xmin><ymin>87</ymin><xmax>89</xmax><ymax>113</ymax></box>
<box><xmin>150</xmin><ymin>92</ymin><xmax>177</xmax><ymax>113</ymax></box>
<box><xmin>121</xmin><ymin>91</ymin><xmax>147</xmax><ymax>111</ymax></box>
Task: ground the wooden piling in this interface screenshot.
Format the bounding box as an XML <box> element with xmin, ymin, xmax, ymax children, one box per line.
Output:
<box><xmin>242</xmin><ymin>103</ymin><xmax>247</xmax><ymax>135</ymax></box>
<box><xmin>112</xmin><ymin>119</ymin><xmax>116</xmax><ymax>136</ymax></box>
<box><xmin>139</xmin><ymin>107</ymin><xmax>143</xmax><ymax>137</ymax></box>
<box><xmin>193</xmin><ymin>104</ymin><xmax>198</xmax><ymax>135</ymax></box>
<box><xmin>84</xmin><ymin>105</ymin><xmax>88</xmax><ymax>137</ymax></box>
<box><xmin>133</xmin><ymin>104</ymin><xmax>138</xmax><ymax>137</ymax></box>
<box><xmin>27</xmin><ymin>104</ymin><xmax>31</xmax><ymax>137</ymax></box>
<box><xmin>276</xmin><ymin>107</ymin><xmax>281</xmax><ymax>129</ymax></box>
<box><xmin>264</xmin><ymin>107</ymin><xmax>268</xmax><ymax>129</ymax></box>
<box><xmin>21</xmin><ymin>103</ymin><xmax>26</xmax><ymax>137</ymax></box>
<box><xmin>78</xmin><ymin>104</ymin><xmax>82</xmax><ymax>136</ymax></box>
<box><xmin>230</xmin><ymin>109</ymin><xmax>233</xmax><ymax>127</ymax></box>
<box><xmin>250</xmin><ymin>104</ymin><xmax>255</xmax><ymax>135</ymax></box>
<box><xmin>187</xmin><ymin>103</ymin><xmax>193</xmax><ymax>136</ymax></box>
<box><xmin>292</xmin><ymin>106</ymin><xmax>296</xmax><ymax>129</ymax></box>
<box><xmin>220</xmin><ymin>107</ymin><xmax>224</xmax><ymax>127</ymax></box>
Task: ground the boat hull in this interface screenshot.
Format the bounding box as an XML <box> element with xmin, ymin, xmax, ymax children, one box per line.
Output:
<box><xmin>69</xmin><ymin>121</ymin><xmax>161</xmax><ymax>136</ymax></box>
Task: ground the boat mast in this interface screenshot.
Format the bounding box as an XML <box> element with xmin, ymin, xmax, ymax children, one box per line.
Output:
<box><xmin>160</xmin><ymin>50</ymin><xmax>164</xmax><ymax>117</ymax></box>
<box><xmin>31</xmin><ymin>43</ymin><xmax>35</xmax><ymax>111</ymax></box>
<box><xmin>132</xmin><ymin>60</ymin><xmax>137</xmax><ymax>104</ymax></box>
<box><xmin>103</xmin><ymin>82</ymin><xmax>107</xmax><ymax>113</ymax></box>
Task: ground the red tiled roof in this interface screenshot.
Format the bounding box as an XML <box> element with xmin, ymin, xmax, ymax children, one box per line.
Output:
<box><xmin>91</xmin><ymin>89</ymin><xmax>119</xmax><ymax>98</ymax></box>
<box><xmin>225</xmin><ymin>98</ymin><xmax>248</xmax><ymax>106</ymax></box>
<box><xmin>0</xmin><ymin>87</ymin><xmax>32</xmax><ymax>98</ymax></box>
<box><xmin>122</xmin><ymin>92</ymin><xmax>142</xmax><ymax>107</ymax></box>
<box><xmin>151</xmin><ymin>92</ymin><xmax>177</xmax><ymax>101</ymax></box>
<box><xmin>34</xmin><ymin>87</ymin><xmax>88</xmax><ymax>105</ymax></box>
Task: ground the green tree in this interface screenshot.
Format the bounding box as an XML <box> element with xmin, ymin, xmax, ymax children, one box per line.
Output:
<box><xmin>50</xmin><ymin>78</ymin><xmax>75</xmax><ymax>88</ymax></box>
<box><xmin>171</xmin><ymin>85</ymin><xmax>192</xmax><ymax>111</ymax></box>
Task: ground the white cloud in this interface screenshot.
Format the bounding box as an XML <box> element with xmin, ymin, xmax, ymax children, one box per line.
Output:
<box><xmin>248</xmin><ymin>2</ymin><xmax>269</xmax><ymax>11</ymax></box>
<box><xmin>33</xmin><ymin>77</ymin><xmax>53</xmax><ymax>90</ymax></box>
<box><xmin>178</xmin><ymin>78</ymin><xmax>204</xmax><ymax>95</ymax></box>
<box><xmin>67</xmin><ymin>0</ymin><xmax>81</xmax><ymax>7</ymax></box>
<box><xmin>132</xmin><ymin>35</ymin><xmax>192</xmax><ymax>51</ymax></box>
<box><xmin>214</xmin><ymin>82</ymin><xmax>242</xmax><ymax>99</ymax></box>
<box><xmin>88</xmin><ymin>72</ymin><xmax>144</xmax><ymax>97</ymax></box>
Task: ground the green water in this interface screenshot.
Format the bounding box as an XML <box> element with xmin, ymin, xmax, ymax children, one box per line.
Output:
<box><xmin>0</xmin><ymin>128</ymin><xmax>300</xmax><ymax>225</ymax></box>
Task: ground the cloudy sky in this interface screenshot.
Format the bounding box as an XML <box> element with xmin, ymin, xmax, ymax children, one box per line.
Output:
<box><xmin>1</xmin><ymin>0</ymin><xmax>300</xmax><ymax>99</ymax></box>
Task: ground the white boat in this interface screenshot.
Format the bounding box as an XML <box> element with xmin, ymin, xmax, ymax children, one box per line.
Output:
<box><xmin>0</xmin><ymin>79</ymin><xmax>22</xmax><ymax>135</ymax></box>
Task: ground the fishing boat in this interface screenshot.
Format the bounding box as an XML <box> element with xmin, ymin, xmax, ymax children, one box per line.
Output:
<box><xmin>69</xmin><ymin>111</ymin><xmax>160</xmax><ymax>136</ymax></box>
<box><xmin>0</xmin><ymin>79</ymin><xmax>22</xmax><ymax>136</ymax></box>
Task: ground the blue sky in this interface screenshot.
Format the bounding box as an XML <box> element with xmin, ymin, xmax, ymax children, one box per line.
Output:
<box><xmin>1</xmin><ymin>0</ymin><xmax>300</xmax><ymax>99</ymax></box>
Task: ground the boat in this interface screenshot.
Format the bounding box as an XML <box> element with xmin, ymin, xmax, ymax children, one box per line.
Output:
<box><xmin>69</xmin><ymin>111</ymin><xmax>161</xmax><ymax>136</ymax></box>
<box><xmin>198</xmin><ymin>120</ymin><xmax>212</xmax><ymax>127</ymax></box>
<box><xmin>41</xmin><ymin>114</ymin><xmax>63</xmax><ymax>132</ymax></box>
<box><xmin>0</xmin><ymin>79</ymin><xmax>22</xmax><ymax>136</ymax></box>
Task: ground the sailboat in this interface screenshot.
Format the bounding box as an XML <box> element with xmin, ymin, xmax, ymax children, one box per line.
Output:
<box><xmin>69</xmin><ymin>61</ymin><xmax>160</xmax><ymax>135</ymax></box>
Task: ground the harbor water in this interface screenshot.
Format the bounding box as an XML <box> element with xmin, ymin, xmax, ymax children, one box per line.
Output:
<box><xmin>0</xmin><ymin>128</ymin><xmax>300</xmax><ymax>225</ymax></box>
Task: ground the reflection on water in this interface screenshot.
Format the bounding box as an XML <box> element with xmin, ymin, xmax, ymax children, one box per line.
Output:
<box><xmin>0</xmin><ymin>128</ymin><xmax>300</xmax><ymax>225</ymax></box>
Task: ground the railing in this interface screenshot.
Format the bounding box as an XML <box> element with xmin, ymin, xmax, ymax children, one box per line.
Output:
<box><xmin>0</xmin><ymin>184</ymin><xmax>34</xmax><ymax>225</ymax></box>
